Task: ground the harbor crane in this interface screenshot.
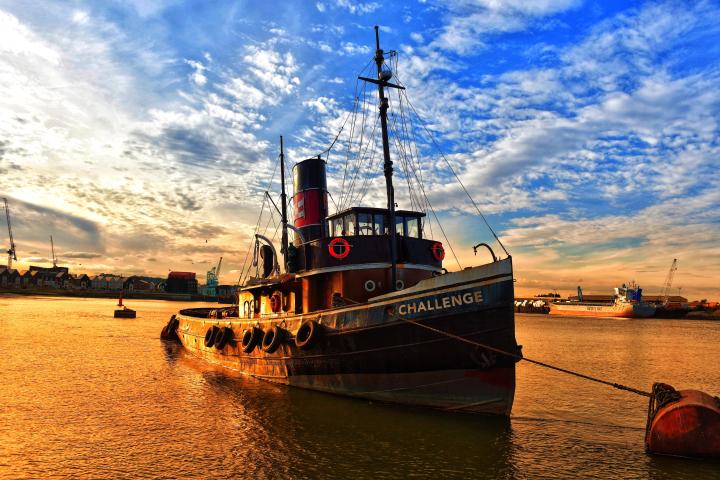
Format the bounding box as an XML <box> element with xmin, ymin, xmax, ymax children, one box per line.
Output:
<box><xmin>204</xmin><ymin>256</ymin><xmax>223</xmax><ymax>296</ymax></box>
<box><xmin>50</xmin><ymin>235</ymin><xmax>58</xmax><ymax>268</ymax></box>
<box><xmin>215</xmin><ymin>256</ymin><xmax>223</xmax><ymax>280</ymax></box>
<box><xmin>660</xmin><ymin>259</ymin><xmax>678</xmax><ymax>305</ymax></box>
<box><xmin>3</xmin><ymin>198</ymin><xmax>17</xmax><ymax>270</ymax></box>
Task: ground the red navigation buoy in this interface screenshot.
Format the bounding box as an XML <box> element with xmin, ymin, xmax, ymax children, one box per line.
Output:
<box><xmin>645</xmin><ymin>383</ymin><xmax>720</xmax><ymax>458</ymax></box>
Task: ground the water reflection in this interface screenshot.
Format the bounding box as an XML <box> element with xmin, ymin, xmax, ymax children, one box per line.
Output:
<box><xmin>168</xmin><ymin>344</ymin><xmax>515</xmax><ymax>478</ymax></box>
<box><xmin>161</xmin><ymin>340</ymin><xmax>182</xmax><ymax>364</ymax></box>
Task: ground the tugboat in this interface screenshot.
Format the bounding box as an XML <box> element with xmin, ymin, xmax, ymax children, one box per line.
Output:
<box><xmin>163</xmin><ymin>27</ymin><xmax>520</xmax><ymax>415</ymax></box>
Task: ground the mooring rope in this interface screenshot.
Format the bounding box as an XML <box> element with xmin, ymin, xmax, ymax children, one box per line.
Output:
<box><xmin>389</xmin><ymin>311</ymin><xmax>651</xmax><ymax>398</ymax></box>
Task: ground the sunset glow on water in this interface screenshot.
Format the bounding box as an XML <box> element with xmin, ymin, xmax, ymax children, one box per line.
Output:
<box><xmin>1</xmin><ymin>295</ymin><xmax>718</xmax><ymax>479</ymax></box>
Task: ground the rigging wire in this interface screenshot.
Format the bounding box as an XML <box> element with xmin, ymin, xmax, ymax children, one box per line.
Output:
<box><xmin>338</xmin><ymin>60</ymin><xmax>374</xmax><ymax>209</ymax></box>
<box><xmin>352</xmin><ymin>133</ymin><xmax>382</xmax><ymax>207</ymax></box>
<box><xmin>342</xmin><ymin>81</ymin><xmax>373</xmax><ymax>211</ymax></box>
<box><xmin>238</xmin><ymin>157</ymin><xmax>280</xmax><ymax>285</ymax></box>
<box><xmin>401</xmin><ymin>93</ymin><xmax>510</xmax><ymax>257</ymax></box>
<box><xmin>237</xmin><ymin>194</ymin><xmax>266</xmax><ymax>286</ymax></box>
<box><xmin>324</xmin><ymin>50</ymin><xmax>505</xmax><ymax>268</ymax></box>
<box><xmin>339</xmin><ymin>88</ymin><xmax>361</xmax><ymax>207</ymax></box>
<box><xmin>342</xmin><ymin>114</ymin><xmax>379</xmax><ymax>211</ymax></box>
<box><xmin>389</xmin><ymin>113</ymin><xmax>420</xmax><ymax>211</ymax></box>
<box><xmin>387</xmin><ymin>109</ymin><xmax>463</xmax><ymax>270</ymax></box>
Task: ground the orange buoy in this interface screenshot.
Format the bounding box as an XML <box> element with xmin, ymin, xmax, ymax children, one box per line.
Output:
<box><xmin>645</xmin><ymin>383</ymin><xmax>720</xmax><ymax>458</ymax></box>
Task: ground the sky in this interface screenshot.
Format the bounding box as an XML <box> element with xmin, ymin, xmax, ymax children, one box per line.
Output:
<box><xmin>0</xmin><ymin>0</ymin><xmax>718</xmax><ymax>300</ymax></box>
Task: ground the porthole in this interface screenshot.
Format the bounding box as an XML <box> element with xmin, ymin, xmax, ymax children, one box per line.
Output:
<box><xmin>395</xmin><ymin>280</ymin><xmax>405</xmax><ymax>290</ymax></box>
<box><xmin>364</xmin><ymin>280</ymin><xmax>376</xmax><ymax>292</ymax></box>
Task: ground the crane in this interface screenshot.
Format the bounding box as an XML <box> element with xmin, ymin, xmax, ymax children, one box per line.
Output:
<box><xmin>50</xmin><ymin>235</ymin><xmax>58</xmax><ymax>268</ymax></box>
<box><xmin>3</xmin><ymin>198</ymin><xmax>16</xmax><ymax>270</ymax></box>
<box><xmin>204</xmin><ymin>256</ymin><xmax>223</xmax><ymax>296</ymax></box>
<box><xmin>215</xmin><ymin>256</ymin><xmax>223</xmax><ymax>281</ymax></box>
<box><xmin>660</xmin><ymin>259</ymin><xmax>678</xmax><ymax>305</ymax></box>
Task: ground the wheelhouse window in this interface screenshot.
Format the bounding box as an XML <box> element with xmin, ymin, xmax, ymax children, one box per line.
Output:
<box><xmin>395</xmin><ymin>216</ymin><xmax>405</xmax><ymax>236</ymax></box>
<box><xmin>327</xmin><ymin>209</ymin><xmax>423</xmax><ymax>237</ymax></box>
<box><xmin>345</xmin><ymin>214</ymin><xmax>357</xmax><ymax>236</ymax></box>
<box><xmin>373</xmin><ymin>214</ymin><xmax>385</xmax><ymax>235</ymax></box>
<box><xmin>358</xmin><ymin>213</ymin><xmax>373</xmax><ymax>235</ymax></box>
<box><xmin>406</xmin><ymin>217</ymin><xmax>420</xmax><ymax>238</ymax></box>
<box><xmin>331</xmin><ymin>218</ymin><xmax>343</xmax><ymax>236</ymax></box>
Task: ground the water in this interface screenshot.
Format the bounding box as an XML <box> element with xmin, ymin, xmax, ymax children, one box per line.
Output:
<box><xmin>1</xmin><ymin>295</ymin><xmax>719</xmax><ymax>479</ymax></box>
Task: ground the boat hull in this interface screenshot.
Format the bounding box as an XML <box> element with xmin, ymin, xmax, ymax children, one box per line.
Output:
<box><xmin>549</xmin><ymin>302</ymin><xmax>656</xmax><ymax>318</ymax></box>
<box><xmin>173</xmin><ymin>259</ymin><xmax>518</xmax><ymax>415</ymax></box>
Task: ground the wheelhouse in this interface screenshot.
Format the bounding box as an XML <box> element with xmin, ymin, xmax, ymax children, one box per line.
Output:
<box><xmin>328</xmin><ymin>207</ymin><xmax>425</xmax><ymax>239</ymax></box>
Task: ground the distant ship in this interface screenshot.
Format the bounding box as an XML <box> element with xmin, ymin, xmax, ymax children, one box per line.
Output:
<box><xmin>162</xmin><ymin>28</ymin><xmax>520</xmax><ymax>415</ymax></box>
<box><xmin>550</xmin><ymin>284</ymin><xmax>656</xmax><ymax>318</ymax></box>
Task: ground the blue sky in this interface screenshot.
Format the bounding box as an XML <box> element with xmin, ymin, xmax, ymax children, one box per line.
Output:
<box><xmin>0</xmin><ymin>0</ymin><xmax>718</xmax><ymax>299</ymax></box>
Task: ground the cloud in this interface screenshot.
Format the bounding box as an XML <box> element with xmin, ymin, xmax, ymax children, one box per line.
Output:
<box><xmin>0</xmin><ymin>10</ymin><xmax>60</xmax><ymax>63</ymax></box>
<box><xmin>243</xmin><ymin>46</ymin><xmax>300</xmax><ymax>95</ymax></box>
<box><xmin>173</xmin><ymin>189</ymin><xmax>202</xmax><ymax>211</ymax></box>
<box><xmin>341</xmin><ymin>42</ymin><xmax>371</xmax><ymax>55</ymax></box>
<box><xmin>428</xmin><ymin>0</ymin><xmax>582</xmax><ymax>54</ymax></box>
<box><xmin>61</xmin><ymin>251</ymin><xmax>103</xmax><ymax>259</ymax></box>
<box><xmin>2</xmin><ymin>197</ymin><xmax>106</xmax><ymax>269</ymax></box>
<box><xmin>184</xmin><ymin>59</ymin><xmax>207</xmax><ymax>86</ymax></box>
<box><xmin>334</xmin><ymin>0</ymin><xmax>379</xmax><ymax>15</ymax></box>
<box><xmin>71</xmin><ymin>10</ymin><xmax>89</xmax><ymax>25</ymax></box>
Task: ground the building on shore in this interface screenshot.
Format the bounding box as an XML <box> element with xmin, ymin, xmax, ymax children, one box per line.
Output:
<box><xmin>0</xmin><ymin>268</ymin><xmax>21</xmax><ymax>287</ymax></box>
<box><xmin>69</xmin><ymin>274</ymin><xmax>91</xmax><ymax>289</ymax></box>
<box><xmin>91</xmin><ymin>274</ymin><xmax>127</xmax><ymax>291</ymax></box>
<box><xmin>124</xmin><ymin>276</ymin><xmax>157</xmax><ymax>292</ymax></box>
<box><xmin>1</xmin><ymin>266</ymin><xmax>89</xmax><ymax>290</ymax></box>
<box><xmin>165</xmin><ymin>271</ymin><xmax>198</xmax><ymax>294</ymax></box>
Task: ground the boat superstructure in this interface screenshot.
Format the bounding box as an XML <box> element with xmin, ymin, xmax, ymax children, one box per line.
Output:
<box><xmin>165</xmin><ymin>27</ymin><xmax>520</xmax><ymax>415</ymax></box>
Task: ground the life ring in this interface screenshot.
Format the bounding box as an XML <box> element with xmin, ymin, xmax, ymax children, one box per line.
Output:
<box><xmin>270</xmin><ymin>293</ymin><xmax>282</xmax><ymax>313</ymax></box>
<box><xmin>431</xmin><ymin>242</ymin><xmax>445</xmax><ymax>261</ymax></box>
<box><xmin>328</xmin><ymin>237</ymin><xmax>351</xmax><ymax>259</ymax></box>
<box><xmin>295</xmin><ymin>320</ymin><xmax>322</xmax><ymax>350</ymax></box>
<box><xmin>241</xmin><ymin>327</ymin><xmax>263</xmax><ymax>353</ymax></box>
<box><xmin>262</xmin><ymin>325</ymin><xmax>284</xmax><ymax>353</ymax></box>
<box><xmin>214</xmin><ymin>326</ymin><xmax>233</xmax><ymax>350</ymax></box>
<box><xmin>204</xmin><ymin>326</ymin><xmax>220</xmax><ymax>348</ymax></box>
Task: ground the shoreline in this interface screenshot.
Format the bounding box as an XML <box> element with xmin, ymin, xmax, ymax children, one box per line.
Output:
<box><xmin>0</xmin><ymin>288</ymin><xmax>228</xmax><ymax>303</ymax></box>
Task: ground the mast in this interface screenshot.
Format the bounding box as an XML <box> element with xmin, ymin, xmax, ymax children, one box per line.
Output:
<box><xmin>279</xmin><ymin>135</ymin><xmax>289</xmax><ymax>272</ymax></box>
<box><xmin>373</xmin><ymin>26</ymin><xmax>398</xmax><ymax>290</ymax></box>
<box><xmin>357</xmin><ymin>28</ymin><xmax>407</xmax><ymax>289</ymax></box>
